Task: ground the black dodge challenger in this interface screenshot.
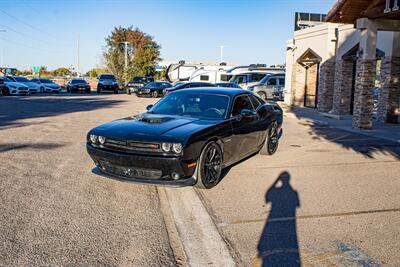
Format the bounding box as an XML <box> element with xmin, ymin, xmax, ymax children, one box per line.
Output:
<box><xmin>86</xmin><ymin>88</ymin><xmax>283</xmax><ymax>189</ymax></box>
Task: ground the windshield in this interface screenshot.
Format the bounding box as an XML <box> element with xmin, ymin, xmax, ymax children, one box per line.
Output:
<box><xmin>13</xmin><ymin>77</ymin><xmax>29</xmax><ymax>82</ymax></box>
<box><xmin>40</xmin><ymin>79</ymin><xmax>53</xmax><ymax>83</ymax></box>
<box><xmin>99</xmin><ymin>74</ymin><xmax>116</xmax><ymax>80</ymax></box>
<box><xmin>258</xmin><ymin>75</ymin><xmax>271</xmax><ymax>85</ymax></box>
<box><xmin>149</xmin><ymin>93</ymin><xmax>230</xmax><ymax>119</ymax></box>
<box><xmin>71</xmin><ymin>79</ymin><xmax>87</xmax><ymax>84</ymax></box>
<box><xmin>145</xmin><ymin>82</ymin><xmax>162</xmax><ymax>88</ymax></box>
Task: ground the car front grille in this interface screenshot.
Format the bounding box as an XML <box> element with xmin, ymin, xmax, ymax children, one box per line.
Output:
<box><xmin>103</xmin><ymin>138</ymin><xmax>161</xmax><ymax>152</ymax></box>
<box><xmin>99</xmin><ymin>160</ymin><xmax>162</xmax><ymax>180</ymax></box>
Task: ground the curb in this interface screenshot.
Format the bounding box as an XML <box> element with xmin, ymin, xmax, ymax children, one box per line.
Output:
<box><xmin>157</xmin><ymin>187</ymin><xmax>188</xmax><ymax>267</ymax></box>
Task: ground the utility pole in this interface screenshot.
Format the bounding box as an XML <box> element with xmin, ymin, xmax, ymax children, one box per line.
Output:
<box><xmin>77</xmin><ymin>33</ymin><xmax>80</xmax><ymax>77</ymax></box>
<box><xmin>218</xmin><ymin>45</ymin><xmax>225</xmax><ymax>63</ymax></box>
<box><xmin>0</xmin><ymin>29</ymin><xmax>6</xmax><ymax>67</ymax></box>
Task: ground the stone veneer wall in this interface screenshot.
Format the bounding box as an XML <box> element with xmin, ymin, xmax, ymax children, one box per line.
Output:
<box><xmin>317</xmin><ymin>59</ymin><xmax>335</xmax><ymax>112</ymax></box>
<box><xmin>290</xmin><ymin>63</ymin><xmax>306</xmax><ymax>107</ymax></box>
<box><xmin>378</xmin><ymin>57</ymin><xmax>400</xmax><ymax>124</ymax></box>
<box><xmin>352</xmin><ymin>59</ymin><xmax>376</xmax><ymax>129</ymax></box>
<box><xmin>331</xmin><ymin>60</ymin><xmax>354</xmax><ymax>115</ymax></box>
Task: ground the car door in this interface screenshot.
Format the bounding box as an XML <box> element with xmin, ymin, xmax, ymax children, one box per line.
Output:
<box><xmin>229</xmin><ymin>94</ymin><xmax>260</xmax><ymax>161</ymax></box>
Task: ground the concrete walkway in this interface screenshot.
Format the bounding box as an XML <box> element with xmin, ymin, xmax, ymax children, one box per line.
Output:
<box><xmin>288</xmin><ymin>107</ymin><xmax>400</xmax><ymax>143</ymax></box>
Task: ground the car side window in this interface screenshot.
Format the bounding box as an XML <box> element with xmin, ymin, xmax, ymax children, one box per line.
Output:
<box><xmin>279</xmin><ymin>78</ymin><xmax>285</xmax><ymax>86</ymax></box>
<box><xmin>231</xmin><ymin>95</ymin><xmax>254</xmax><ymax>116</ymax></box>
<box><xmin>267</xmin><ymin>78</ymin><xmax>277</xmax><ymax>86</ymax></box>
<box><xmin>248</xmin><ymin>94</ymin><xmax>261</xmax><ymax>110</ymax></box>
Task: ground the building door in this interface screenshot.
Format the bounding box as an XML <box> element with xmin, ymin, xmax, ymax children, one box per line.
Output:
<box><xmin>304</xmin><ymin>63</ymin><xmax>319</xmax><ymax>108</ymax></box>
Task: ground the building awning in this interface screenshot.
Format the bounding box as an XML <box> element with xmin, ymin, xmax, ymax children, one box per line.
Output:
<box><xmin>326</xmin><ymin>0</ymin><xmax>400</xmax><ymax>23</ymax></box>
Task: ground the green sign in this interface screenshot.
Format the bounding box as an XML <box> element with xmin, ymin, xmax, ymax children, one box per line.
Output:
<box><xmin>32</xmin><ymin>66</ymin><xmax>40</xmax><ymax>73</ymax></box>
<box><xmin>5</xmin><ymin>69</ymin><xmax>11</xmax><ymax>74</ymax></box>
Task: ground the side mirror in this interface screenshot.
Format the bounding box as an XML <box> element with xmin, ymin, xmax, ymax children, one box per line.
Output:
<box><xmin>146</xmin><ymin>104</ymin><xmax>153</xmax><ymax>111</ymax></box>
<box><xmin>240</xmin><ymin>109</ymin><xmax>255</xmax><ymax>118</ymax></box>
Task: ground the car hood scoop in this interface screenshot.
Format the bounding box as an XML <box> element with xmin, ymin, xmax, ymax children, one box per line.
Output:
<box><xmin>138</xmin><ymin>115</ymin><xmax>173</xmax><ymax>124</ymax></box>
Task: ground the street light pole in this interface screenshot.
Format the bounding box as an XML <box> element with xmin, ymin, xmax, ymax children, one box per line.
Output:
<box><xmin>122</xmin><ymin>41</ymin><xmax>129</xmax><ymax>68</ymax></box>
<box><xmin>121</xmin><ymin>41</ymin><xmax>130</xmax><ymax>83</ymax></box>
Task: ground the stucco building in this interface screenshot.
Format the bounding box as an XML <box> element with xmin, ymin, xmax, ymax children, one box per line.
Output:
<box><xmin>285</xmin><ymin>0</ymin><xmax>400</xmax><ymax>129</ymax></box>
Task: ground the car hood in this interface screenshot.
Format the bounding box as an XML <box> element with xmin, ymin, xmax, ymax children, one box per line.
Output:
<box><xmin>91</xmin><ymin>113</ymin><xmax>217</xmax><ymax>142</ymax></box>
<box><xmin>44</xmin><ymin>83</ymin><xmax>60</xmax><ymax>88</ymax></box>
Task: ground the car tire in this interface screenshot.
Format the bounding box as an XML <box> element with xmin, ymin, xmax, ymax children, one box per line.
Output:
<box><xmin>85</xmin><ymin>89</ymin><xmax>91</xmax><ymax>94</ymax></box>
<box><xmin>257</xmin><ymin>91</ymin><xmax>267</xmax><ymax>100</ymax></box>
<box><xmin>195</xmin><ymin>142</ymin><xmax>223</xmax><ymax>189</ymax></box>
<box><xmin>260</xmin><ymin>121</ymin><xmax>279</xmax><ymax>156</ymax></box>
<box><xmin>114</xmin><ymin>89</ymin><xmax>118</xmax><ymax>94</ymax></box>
<box><xmin>151</xmin><ymin>91</ymin><xmax>158</xmax><ymax>98</ymax></box>
<box><xmin>97</xmin><ymin>88</ymin><xmax>101</xmax><ymax>94</ymax></box>
<box><xmin>3</xmin><ymin>87</ymin><xmax>10</xmax><ymax>96</ymax></box>
<box><xmin>127</xmin><ymin>88</ymin><xmax>131</xmax><ymax>95</ymax></box>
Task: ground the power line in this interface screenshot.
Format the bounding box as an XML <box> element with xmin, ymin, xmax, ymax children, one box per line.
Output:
<box><xmin>0</xmin><ymin>23</ymin><xmax>57</xmax><ymax>46</ymax></box>
<box><xmin>0</xmin><ymin>8</ymin><xmax>56</xmax><ymax>39</ymax></box>
<box><xmin>0</xmin><ymin>36</ymin><xmax>63</xmax><ymax>54</ymax></box>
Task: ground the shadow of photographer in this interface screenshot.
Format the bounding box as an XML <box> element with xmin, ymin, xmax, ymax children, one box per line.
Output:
<box><xmin>257</xmin><ymin>171</ymin><xmax>301</xmax><ymax>267</ymax></box>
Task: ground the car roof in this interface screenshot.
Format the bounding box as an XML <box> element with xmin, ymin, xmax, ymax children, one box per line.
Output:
<box><xmin>172</xmin><ymin>87</ymin><xmax>249</xmax><ymax>96</ymax></box>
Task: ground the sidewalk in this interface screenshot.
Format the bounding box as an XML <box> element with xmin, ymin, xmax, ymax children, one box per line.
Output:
<box><xmin>287</xmin><ymin>107</ymin><xmax>400</xmax><ymax>143</ymax></box>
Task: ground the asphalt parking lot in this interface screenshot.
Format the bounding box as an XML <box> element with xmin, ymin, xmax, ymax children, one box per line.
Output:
<box><xmin>1</xmin><ymin>93</ymin><xmax>399</xmax><ymax>266</ymax></box>
<box><xmin>0</xmin><ymin>93</ymin><xmax>175</xmax><ymax>266</ymax></box>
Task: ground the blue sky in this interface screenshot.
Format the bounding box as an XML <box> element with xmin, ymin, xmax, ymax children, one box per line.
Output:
<box><xmin>0</xmin><ymin>0</ymin><xmax>335</xmax><ymax>73</ymax></box>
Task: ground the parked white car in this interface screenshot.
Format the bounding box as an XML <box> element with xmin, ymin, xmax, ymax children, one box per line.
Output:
<box><xmin>9</xmin><ymin>76</ymin><xmax>41</xmax><ymax>93</ymax></box>
<box><xmin>30</xmin><ymin>78</ymin><xmax>61</xmax><ymax>93</ymax></box>
<box><xmin>0</xmin><ymin>76</ymin><xmax>29</xmax><ymax>95</ymax></box>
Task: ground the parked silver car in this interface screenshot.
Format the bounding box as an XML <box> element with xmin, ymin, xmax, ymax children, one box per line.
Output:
<box><xmin>248</xmin><ymin>74</ymin><xmax>285</xmax><ymax>101</ymax></box>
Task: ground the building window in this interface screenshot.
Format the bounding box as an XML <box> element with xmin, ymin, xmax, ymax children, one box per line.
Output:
<box><xmin>200</xmin><ymin>75</ymin><xmax>209</xmax><ymax>81</ymax></box>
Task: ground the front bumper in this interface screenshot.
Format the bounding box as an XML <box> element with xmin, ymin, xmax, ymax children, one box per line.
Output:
<box><xmin>44</xmin><ymin>87</ymin><xmax>60</xmax><ymax>92</ymax></box>
<box><xmin>87</xmin><ymin>144</ymin><xmax>197</xmax><ymax>187</ymax></box>
<box><xmin>98</xmin><ymin>84</ymin><xmax>119</xmax><ymax>90</ymax></box>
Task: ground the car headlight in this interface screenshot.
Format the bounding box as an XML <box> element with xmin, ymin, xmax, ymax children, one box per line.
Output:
<box><xmin>162</xmin><ymin>143</ymin><xmax>171</xmax><ymax>152</ymax></box>
<box><xmin>90</xmin><ymin>134</ymin><xmax>98</xmax><ymax>143</ymax></box>
<box><xmin>98</xmin><ymin>136</ymin><xmax>106</xmax><ymax>144</ymax></box>
<box><xmin>161</xmin><ymin>143</ymin><xmax>183</xmax><ymax>154</ymax></box>
<box><xmin>172</xmin><ymin>143</ymin><xmax>183</xmax><ymax>154</ymax></box>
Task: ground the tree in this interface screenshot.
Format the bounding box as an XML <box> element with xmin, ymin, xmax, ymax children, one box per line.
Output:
<box><xmin>39</xmin><ymin>66</ymin><xmax>51</xmax><ymax>77</ymax></box>
<box><xmin>53</xmin><ymin>67</ymin><xmax>71</xmax><ymax>76</ymax></box>
<box><xmin>103</xmin><ymin>26</ymin><xmax>161</xmax><ymax>83</ymax></box>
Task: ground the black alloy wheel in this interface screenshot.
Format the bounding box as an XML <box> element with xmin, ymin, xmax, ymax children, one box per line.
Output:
<box><xmin>260</xmin><ymin>121</ymin><xmax>279</xmax><ymax>155</ymax></box>
<box><xmin>196</xmin><ymin>142</ymin><xmax>223</xmax><ymax>189</ymax></box>
<box><xmin>151</xmin><ymin>90</ymin><xmax>158</xmax><ymax>98</ymax></box>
